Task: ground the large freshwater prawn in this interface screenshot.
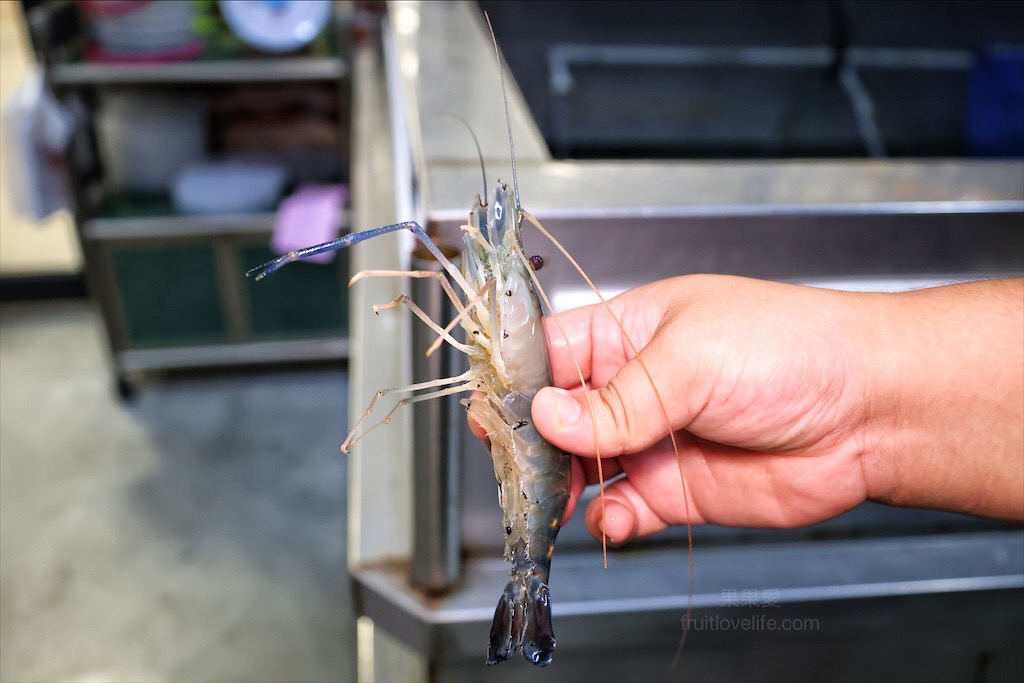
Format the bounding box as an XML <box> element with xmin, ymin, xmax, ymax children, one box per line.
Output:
<box><xmin>247</xmin><ymin>12</ymin><xmax>691</xmax><ymax>668</ymax></box>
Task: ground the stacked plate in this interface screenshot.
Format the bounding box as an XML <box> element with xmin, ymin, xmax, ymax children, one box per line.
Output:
<box><xmin>80</xmin><ymin>0</ymin><xmax>201</xmax><ymax>61</ymax></box>
<box><xmin>219</xmin><ymin>0</ymin><xmax>332</xmax><ymax>53</ymax></box>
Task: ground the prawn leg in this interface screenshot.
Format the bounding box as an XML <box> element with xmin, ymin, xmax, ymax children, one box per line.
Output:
<box><xmin>425</xmin><ymin>277</ymin><xmax>495</xmax><ymax>358</ymax></box>
<box><xmin>350</xmin><ymin>270</ymin><xmax>468</xmax><ymax>322</ymax></box>
<box><xmin>341</xmin><ymin>370</ymin><xmax>476</xmax><ymax>454</ymax></box>
<box><xmin>343</xmin><ymin>378</ymin><xmax>480</xmax><ymax>453</ymax></box>
<box><xmin>350</xmin><ymin>269</ymin><xmax>490</xmax><ymax>343</ymax></box>
<box><xmin>373</xmin><ymin>294</ymin><xmax>476</xmax><ymax>355</ymax></box>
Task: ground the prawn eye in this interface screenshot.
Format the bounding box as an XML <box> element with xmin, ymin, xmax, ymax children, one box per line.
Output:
<box><xmin>529</xmin><ymin>255</ymin><xmax>544</xmax><ymax>271</ymax></box>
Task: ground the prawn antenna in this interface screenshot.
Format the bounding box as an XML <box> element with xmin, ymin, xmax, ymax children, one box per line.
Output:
<box><xmin>520</xmin><ymin>209</ymin><xmax>695</xmax><ymax>667</ymax></box>
<box><xmin>437</xmin><ymin>112</ymin><xmax>488</xmax><ymax>199</ymax></box>
<box><xmin>483</xmin><ymin>11</ymin><xmax>520</xmax><ymax>211</ymax></box>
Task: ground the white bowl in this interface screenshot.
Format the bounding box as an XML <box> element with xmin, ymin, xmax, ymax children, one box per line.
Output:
<box><xmin>172</xmin><ymin>160</ymin><xmax>289</xmax><ymax>215</ymax></box>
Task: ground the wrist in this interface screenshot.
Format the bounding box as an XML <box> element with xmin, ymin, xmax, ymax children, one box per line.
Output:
<box><xmin>836</xmin><ymin>290</ymin><xmax>902</xmax><ymax>508</ymax></box>
<box><xmin>856</xmin><ymin>280</ymin><xmax>1024</xmax><ymax>520</ymax></box>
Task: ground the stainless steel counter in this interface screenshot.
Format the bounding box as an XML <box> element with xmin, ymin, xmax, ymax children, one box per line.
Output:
<box><xmin>349</xmin><ymin>2</ymin><xmax>1024</xmax><ymax>681</ymax></box>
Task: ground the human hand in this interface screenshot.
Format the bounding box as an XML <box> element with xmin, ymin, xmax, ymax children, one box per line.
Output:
<box><xmin>524</xmin><ymin>275</ymin><xmax>1023</xmax><ymax>544</ymax></box>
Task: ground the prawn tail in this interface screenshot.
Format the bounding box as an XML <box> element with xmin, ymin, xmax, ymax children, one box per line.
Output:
<box><xmin>486</xmin><ymin>575</ymin><xmax>555</xmax><ymax>667</ymax></box>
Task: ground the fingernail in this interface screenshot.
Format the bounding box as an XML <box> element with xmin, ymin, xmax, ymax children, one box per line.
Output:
<box><xmin>549</xmin><ymin>387</ymin><xmax>582</xmax><ymax>427</ymax></box>
<box><xmin>600</xmin><ymin>500</ymin><xmax>634</xmax><ymax>546</ymax></box>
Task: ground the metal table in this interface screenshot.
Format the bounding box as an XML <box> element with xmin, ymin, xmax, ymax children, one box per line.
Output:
<box><xmin>347</xmin><ymin>3</ymin><xmax>1024</xmax><ymax>681</ymax></box>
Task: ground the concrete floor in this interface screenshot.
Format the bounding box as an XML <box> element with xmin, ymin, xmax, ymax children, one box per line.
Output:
<box><xmin>0</xmin><ymin>300</ymin><xmax>356</xmax><ymax>683</ymax></box>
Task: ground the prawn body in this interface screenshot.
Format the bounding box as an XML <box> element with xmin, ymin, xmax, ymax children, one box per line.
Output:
<box><xmin>462</xmin><ymin>183</ymin><xmax>571</xmax><ymax>666</ymax></box>
<box><xmin>247</xmin><ymin>181</ymin><xmax>572</xmax><ymax>667</ymax></box>
<box><xmin>246</xmin><ymin>10</ymin><xmax>689</xmax><ymax>669</ymax></box>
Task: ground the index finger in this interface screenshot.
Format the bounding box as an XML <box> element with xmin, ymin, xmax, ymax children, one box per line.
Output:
<box><xmin>542</xmin><ymin>306</ymin><xmax>598</xmax><ymax>389</ymax></box>
<box><xmin>542</xmin><ymin>286</ymin><xmax>659</xmax><ymax>390</ymax></box>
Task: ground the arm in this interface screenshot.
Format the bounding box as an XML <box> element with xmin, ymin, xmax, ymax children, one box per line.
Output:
<box><xmin>528</xmin><ymin>276</ymin><xmax>1023</xmax><ymax>544</ymax></box>
<box><xmin>859</xmin><ymin>277</ymin><xmax>1023</xmax><ymax>520</ymax></box>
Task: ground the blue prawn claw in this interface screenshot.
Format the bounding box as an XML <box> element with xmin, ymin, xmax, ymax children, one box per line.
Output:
<box><xmin>245</xmin><ymin>253</ymin><xmax>298</xmax><ymax>281</ymax></box>
<box><xmin>244</xmin><ymin>221</ymin><xmax>457</xmax><ymax>282</ymax></box>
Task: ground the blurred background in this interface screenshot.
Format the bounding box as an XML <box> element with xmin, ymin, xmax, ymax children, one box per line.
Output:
<box><xmin>1</xmin><ymin>1</ymin><xmax>354</xmax><ymax>682</ymax></box>
<box><xmin>0</xmin><ymin>2</ymin><xmax>1021</xmax><ymax>683</ymax></box>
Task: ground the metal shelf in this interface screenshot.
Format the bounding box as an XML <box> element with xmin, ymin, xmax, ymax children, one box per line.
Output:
<box><xmin>354</xmin><ymin>530</ymin><xmax>1024</xmax><ymax>660</ymax></box>
<box><xmin>26</xmin><ymin>0</ymin><xmax>354</xmax><ymax>389</ymax></box>
<box><xmin>118</xmin><ymin>337</ymin><xmax>349</xmax><ymax>372</ymax></box>
<box><xmin>84</xmin><ymin>212</ymin><xmax>276</xmax><ymax>240</ymax></box>
<box><xmin>50</xmin><ymin>56</ymin><xmax>347</xmax><ymax>86</ymax></box>
<box><xmin>85</xmin><ymin>212</ymin><xmax>351</xmax><ymax>241</ymax></box>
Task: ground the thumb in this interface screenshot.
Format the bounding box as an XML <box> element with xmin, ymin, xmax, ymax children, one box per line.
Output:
<box><xmin>532</xmin><ymin>351</ymin><xmax>679</xmax><ymax>458</ymax></box>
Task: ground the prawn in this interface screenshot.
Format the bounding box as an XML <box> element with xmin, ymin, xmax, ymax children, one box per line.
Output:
<box><xmin>250</xmin><ymin>184</ymin><xmax>570</xmax><ymax>667</ymax></box>
<box><xmin>246</xmin><ymin>10</ymin><xmax>692</xmax><ymax>669</ymax></box>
